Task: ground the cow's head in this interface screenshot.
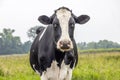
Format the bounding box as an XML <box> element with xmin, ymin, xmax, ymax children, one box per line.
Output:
<box><xmin>38</xmin><ymin>7</ymin><xmax>90</xmax><ymax>52</ymax></box>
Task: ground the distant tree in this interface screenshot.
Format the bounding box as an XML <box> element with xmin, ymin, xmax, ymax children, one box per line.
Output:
<box><xmin>87</xmin><ymin>42</ymin><xmax>97</xmax><ymax>49</ymax></box>
<box><xmin>0</xmin><ymin>28</ymin><xmax>31</xmax><ymax>54</ymax></box>
<box><xmin>77</xmin><ymin>42</ymin><xmax>87</xmax><ymax>50</ymax></box>
<box><xmin>27</xmin><ymin>26</ymin><xmax>43</xmax><ymax>40</ymax></box>
<box><xmin>0</xmin><ymin>28</ymin><xmax>16</xmax><ymax>54</ymax></box>
<box><xmin>98</xmin><ymin>40</ymin><xmax>120</xmax><ymax>48</ymax></box>
<box><xmin>77</xmin><ymin>40</ymin><xmax>120</xmax><ymax>50</ymax></box>
<box><xmin>98</xmin><ymin>40</ymin><xmax>108</xmax><ymax>48</ymax></box>
<box><xmin>22</xmin><ymin>41</ymin><xmax>32</xmax><ymax>53</ymax></box>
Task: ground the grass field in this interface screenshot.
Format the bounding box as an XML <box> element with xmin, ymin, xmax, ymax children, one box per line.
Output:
<box><xmin>0</xmin><ymin>52</ymin><xmax>120</xmax><ymax>80</ymax></box>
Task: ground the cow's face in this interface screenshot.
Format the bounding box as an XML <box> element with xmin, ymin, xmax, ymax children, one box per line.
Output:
<box><xmin>38</xmin><ymin>7</ymin><xmax>90</xmax><ymax>52</ymax></box>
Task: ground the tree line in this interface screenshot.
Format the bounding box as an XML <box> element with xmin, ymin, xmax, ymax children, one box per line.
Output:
<box><xmin>0</xmin><ymin>26</ymin><xmax>120</xmax><ymax>55</ymax></box>
<box><xmin>77</xmin><ymin>40</ymin><xmax>120</xmax><ymax>50</ymax></box>
<box><xmin>0</xmin><ymin>28</ymin><xmax>31</xmax><ymax>55</ymax></box>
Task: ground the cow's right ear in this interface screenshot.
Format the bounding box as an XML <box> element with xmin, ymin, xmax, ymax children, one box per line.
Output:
<box><xmin>76</xmin><ymin>15</ymin><xmax>90</xmax><ymax>24</ymax></box>
<box><xmin>38</xmin><ymin>15</ymin><xmax>51</xmax><ymax>25</ymax></box>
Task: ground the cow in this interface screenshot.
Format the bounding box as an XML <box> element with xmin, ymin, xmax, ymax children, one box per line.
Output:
<box><xmin>30</xmin><ymin>7</ymin><xmax>90</xmax><ymax>80</ymax></box>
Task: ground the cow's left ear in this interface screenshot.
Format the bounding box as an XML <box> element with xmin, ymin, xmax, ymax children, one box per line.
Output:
<box><xmin>75</xmin><ymin>15</ymin><xmax>90</xmax><ymax>24</ymax></box>
<box><xmin>38</xmin><ymin>15</ymin><xmax>51</xmax><ymax>25</ymax></box>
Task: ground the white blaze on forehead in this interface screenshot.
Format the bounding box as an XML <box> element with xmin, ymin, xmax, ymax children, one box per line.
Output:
<box><xmin>56</xmin><ymin>9</ymin><xmax>73</xmax><ymax>51</ymax></box>
<box><xmin>56</xmin><ymin>9</ymin><xmax>71</xmax><ymax>41</ymax></box>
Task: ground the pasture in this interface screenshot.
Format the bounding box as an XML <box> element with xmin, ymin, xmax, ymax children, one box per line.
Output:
<box><xmin>0</xmin><ymin>52</ymin><xmax>120</xmax><ymax>80</ymax></box>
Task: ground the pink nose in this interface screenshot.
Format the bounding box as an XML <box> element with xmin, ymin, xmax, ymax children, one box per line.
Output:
<box><xmin>59</xmin><ymin>40</ymin><xmax>71</xmax><ymax>49</ymax></box>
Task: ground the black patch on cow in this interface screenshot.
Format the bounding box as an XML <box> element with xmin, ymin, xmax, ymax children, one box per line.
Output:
<box><xmin>55</xmin><ymin>6</ymin><xmax>72</xmax><ymax>13</ymax></box>
<box><xmin>29</xmin><ymin>28</ymin><xmax>45</xmax><ymax>75</ymax></box>
<box><xmin>52</xmin><ymin>17</ymin><xmax>61</xmax><ymax>42</ymax></box>
<box><xmin>37</xmin><ymin>25</ymin><xmax>56</xmax><ymax>75</ymax></box>
<box><xmin>55</xmin><ymin>49</ymin><xmax>65</xmax><ymax>67</ymax></box>
<box><xmin>68</xmin><ymin>17</ymin><xmax>75</xmax><ymax>39</ymax></box>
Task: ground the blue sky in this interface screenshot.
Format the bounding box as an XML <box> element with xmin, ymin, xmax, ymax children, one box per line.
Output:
<box><xmin>0</xmin><ymin>0</ymin><xmax>120</xmax><ymax>43</ymax></box>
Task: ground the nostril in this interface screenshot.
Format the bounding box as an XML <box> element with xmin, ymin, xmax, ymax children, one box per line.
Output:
<box><xmin>59</xmin><ymin>41</ymin><xmax>63</xmax><ymax>47</ymax></box>
<box><xmin>59</xmin><ymin>41</ymin><xmax>63</xmax><ymax>45</ymax></box>
<box><xmin>67</xmin><ymin>41</ymin><xmax>71</xmax><ymax>45</ymax></box>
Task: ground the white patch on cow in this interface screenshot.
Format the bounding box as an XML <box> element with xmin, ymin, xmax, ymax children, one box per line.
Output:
<box><xmin>65</xmin><ymin>68</ymin><xmax>73</xmax><ymax>80</ymax></box>
<box><xmin>59</xmin><ymin>60</ymin><xmax>73</xmax><ymax>80</ymax></box>
<box><xmin>56</xmin><ymin>9</ymin><xmax>73</xmax><ymax>51</ymax></box>
<box><xmin>41</xmin><ymin>61</ymin><xmax>59</xmax><ymax>80</ymax></box>
<box><xmin>39</xmin><ymin>27</ymin><xmax>47</xmax><ymax>41</ymax></box>
<box><xmin>40</xmin><ymin>60</ymin><xmax>73</xmax><ymax>80</ymax></box>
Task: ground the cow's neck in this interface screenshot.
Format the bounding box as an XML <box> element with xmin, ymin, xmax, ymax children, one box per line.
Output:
<box><xmin>55</xmin><ymin>49</ymin><xmax>65</xmax><ymax>67</ymax></box>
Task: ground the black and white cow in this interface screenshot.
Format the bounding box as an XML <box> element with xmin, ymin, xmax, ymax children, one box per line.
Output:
<box><xmin>30</xmin><ymin>7</ymin><xmax>90</xmax><ymax>80</ymax></box>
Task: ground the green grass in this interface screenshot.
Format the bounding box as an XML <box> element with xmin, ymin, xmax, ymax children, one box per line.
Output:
<box><xmin>73</xmin><ymin>52</ymin><xmax>120</xmax><ymax>80</ymax></box>
<box><xmin>79</xmin><ymin>48</ymin><xmax>120</xmax><ymax>54</ymax></box>
<box><xmin>0</xmin><ymin>55</ymin><xmax>40</xmax><ymax>80</ymax></box>
<box><xmin>0</xmin><ymin>52</ymin><xmax>120</xmax><ymax>80</ymax></box>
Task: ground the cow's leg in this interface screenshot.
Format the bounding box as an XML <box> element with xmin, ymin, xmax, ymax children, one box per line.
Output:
<box><xmin>59</xmin><ymin>60</ymin><xmax>70</xmax><ymax>80</ymax></box>
<box><xmin>59</xmin><ymin>67</ymin><xmax>73</xmax><ymax>80</ymax></box>
<box><xmin>41</xmin><ymin>61</ymin><xmax>59</xmax><ymax>80</ymax></box>
<box><xmin>65</xmin><ymin>69</ymin><xmax>73</xmax><ymax>80</ymax></box>
<box><xmin>59</xmin><ymin>67</ymin><xmax>67</xmax><ymax>80</ymax></box>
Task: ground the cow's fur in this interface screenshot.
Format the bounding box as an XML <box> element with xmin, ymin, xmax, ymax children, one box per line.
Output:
<box><xmin>30</xmin><ymin>7</ymin><xmax>90</xmax><ymax>80</ymax></box>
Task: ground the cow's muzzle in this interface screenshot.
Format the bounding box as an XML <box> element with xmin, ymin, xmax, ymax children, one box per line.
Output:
<box><xmin>57</xmin><ymin>40</ymin><xmax>73</xmax><ymax>52</ymax></box>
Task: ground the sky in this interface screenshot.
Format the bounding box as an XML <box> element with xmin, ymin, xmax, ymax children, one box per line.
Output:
<box><xmin>0</xmin><ymin>0</ymin><xmax>120</xmax><ymax>43</ymax></box>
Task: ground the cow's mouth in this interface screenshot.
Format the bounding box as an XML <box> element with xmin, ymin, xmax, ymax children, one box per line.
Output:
<box><xmin>59</xmin><ymin>48</ymin><xmax>73</xmax><ymax>52</ymax></box>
